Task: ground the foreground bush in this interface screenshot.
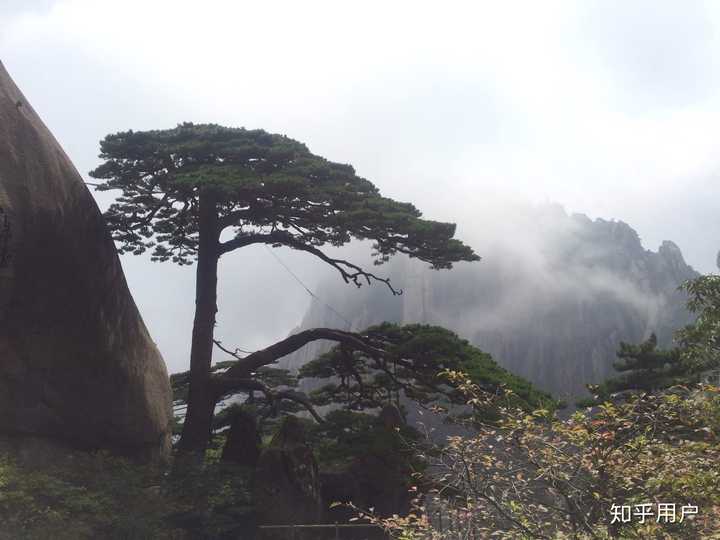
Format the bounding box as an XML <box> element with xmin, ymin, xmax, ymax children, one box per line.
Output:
<box><xmin>0</xmin><ymin>444</ymin><xmax>254</xmax><ymax>539</ymax></box>
<box><xmin>364</xmin><ymin>374</ymin><xmax>720</xmax><ymax>539</ymax></box>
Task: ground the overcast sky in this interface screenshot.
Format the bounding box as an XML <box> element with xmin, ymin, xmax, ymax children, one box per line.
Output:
<box><xmin>2</xmin><ymin>0</ymin><xmax>720</xmax><ymax>373</ymax></box>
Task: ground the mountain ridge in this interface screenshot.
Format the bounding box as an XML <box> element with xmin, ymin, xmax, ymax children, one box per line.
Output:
<box><xmin>281</xmin><ymin>205</ymin><xmax>699</xmax><ymax>399</ymax></box>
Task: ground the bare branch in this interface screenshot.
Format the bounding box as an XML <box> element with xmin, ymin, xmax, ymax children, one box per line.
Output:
<box><xmin>213</xmin><ymin>339</ymin><xmax>253</xmax><ymax>360</ymax></box>
<box><xmin>215</xmin><ymin>376</ymin><xmax>325</xmax><ymax>424</ymax></box>
<box><xmin>275</xmin><ymin>390</ymin><xmax>326</xmax><ymax>424</ymax></box>
<box><xmin>219</xmin><ymin>231</ymin><xmax>402</xmax><ymax>295</ymax></box>
<box><xmin>218</xmin><ymin>207</ymin><xmax>252</xmax><ymax>230</ymax></box>
<box><xmin>211</xmin><ymin>328</ymin><xmax>386</xmax><ymax>397</ymax></box>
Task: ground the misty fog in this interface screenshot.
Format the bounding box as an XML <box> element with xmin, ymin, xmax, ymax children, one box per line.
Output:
<box><xmin>2</xmin><ymin>1</ymin><xmax>719</xmax><ymax>375</ymax></box>
<box><xmin>278</xmin><ymin>201</ymin><xmax>697</xmax><ymax>398</ymax></box>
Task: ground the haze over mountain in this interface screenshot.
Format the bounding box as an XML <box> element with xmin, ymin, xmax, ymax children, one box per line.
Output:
<box><xmin>281</xmin><ymin>204</ymin><xmax>698</xmax><ymax>399</ymax></box>
<box><xmin>3</xmin><ymin>2</ymin><xmax>720</xmax><ymax>377</ymax></box>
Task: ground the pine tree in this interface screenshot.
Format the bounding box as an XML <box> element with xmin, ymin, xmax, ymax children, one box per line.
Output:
<box><xmin>91</xmin><ymin>123</ymin><xmax>478</xmax><ymax>453</ymax></box>
<box><xmin>584</xmin><ymin>334</ymin><xmax>685</xmax><ymax>404</ymax></box>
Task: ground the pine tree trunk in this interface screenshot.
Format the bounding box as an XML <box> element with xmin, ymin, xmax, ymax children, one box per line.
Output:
<box><xmin>178</xmin><ymin>190</ymin><xmax>220</xmax><ymax>453</ymax></box>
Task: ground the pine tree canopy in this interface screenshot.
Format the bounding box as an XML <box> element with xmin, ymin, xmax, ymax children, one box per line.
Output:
<box><xmin>612</xmin><ymin>333</ymin><xmax>678</xmax><ymax>373</ymax></box>
<box><xmin>90</xmin><ymin>123</ymin><xmax>478</xmax><ymax>279</ymax></box>
<box><xmin>580</xmin><ymin>334</ymin><xmax>685</xmax><ymax>405</ymax></box>
<box><xmin>299</xmin><ymin>323</ymin><xmax>554</xmax><ymax>412</ymax></box>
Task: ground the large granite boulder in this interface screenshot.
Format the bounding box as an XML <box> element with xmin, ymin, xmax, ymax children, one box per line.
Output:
<box><xmin>0</xmin><ymin>61</ymin><xmax>172</xmax><ymax>460</ymax></box>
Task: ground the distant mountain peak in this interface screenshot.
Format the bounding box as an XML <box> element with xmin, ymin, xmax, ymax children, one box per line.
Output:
<box><xmin>282</xmin><ymin>210</ymin><xmax>698</xmax><ymax>400</ymax></box>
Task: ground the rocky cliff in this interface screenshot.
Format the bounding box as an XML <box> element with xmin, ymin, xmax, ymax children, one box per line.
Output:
<box><xmin>0</xmin><ymin>61</ymin><xmax>172</xmax><ymax>459</ymax></box>
<box><xmin>282</xmin><ymin>205</ymin><xmax>698</xmax><ymax>399</ymax></box>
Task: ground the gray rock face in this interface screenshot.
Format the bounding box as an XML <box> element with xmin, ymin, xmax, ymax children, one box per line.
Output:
<box><xmin>254</xmin><ymin>416</ymin><xmax>323</xmax><ymax>534</ymax></box>
<box><xmin>221</xmin><ymin>409</ymin><xmax>260</xmax><ymax>467</ymax></box>
<box><xmin>0</xmin><ymin>61</ymin><xmax>172</xmax><ymax>460</ymax></box>
<box><xmin>282</xmin><ymin>205</ymin><xmax>699</xmax><ymax>399</ymax></box>
<box><xmin>323</xmin><ymin>405</ymin><xmax>413</xmax><ymax>522</ymax></box>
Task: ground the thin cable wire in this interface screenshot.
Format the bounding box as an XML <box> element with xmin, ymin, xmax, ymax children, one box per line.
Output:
<box><xmin>264</xmin><ymin>245</ymin><xmax>352</xmax><ymax>329</ymax></box>
<box><xmin>214</xmin><ymin>339</ymin><xmax>254</xmax><ymax>356</ymax></box>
